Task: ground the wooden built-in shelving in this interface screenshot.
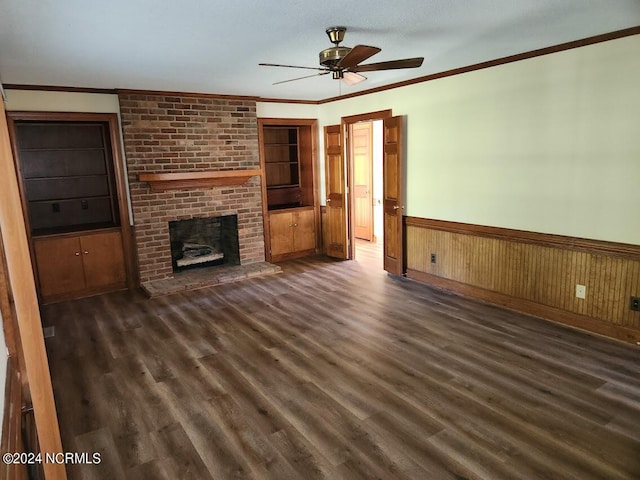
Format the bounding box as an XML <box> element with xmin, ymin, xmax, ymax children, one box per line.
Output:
<box><xmin>138</xmin><ymin>169</ymin><xmax>262</xmax><ymax>192</ymax></box>
<box><xmin>8</xmin><ymin>112</ymin><xmax>134</xmax><ymax>305</ymax></box>
<box><xmin>258</xmin><ymin>118</ymin><xmax>319</xmax><ymax>263</ymax></box>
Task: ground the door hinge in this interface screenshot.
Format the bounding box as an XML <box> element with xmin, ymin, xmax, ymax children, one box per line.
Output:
<box><xmin>345</xmin><ymin>186</ymin><xmax>349</xmax><ymax>194</ymax></box>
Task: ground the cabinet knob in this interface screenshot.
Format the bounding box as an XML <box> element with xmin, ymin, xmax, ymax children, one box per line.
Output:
<box><xmin>75</xmin><ymin>252</ymin><xmax>80</xmax><ymax>256</ymax></box>
<box><xmin>293</xmin><ymin>223</ymin><xmax>298</xmax><ymax>227</ymax></box>
<box><xmin>83</xmin><ymin>251</ymin><xmax>89</xmax><ymax>255</ymax></box>
<box><xmin>326</xmin><ymin>198</ymin><xmax>331</xmax><ymax>203</ymax></box>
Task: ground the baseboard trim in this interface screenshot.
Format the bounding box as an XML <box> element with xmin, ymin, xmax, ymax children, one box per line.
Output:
<box><xmin>406</xmin><ymin>268</ymin><xmax>640</xmax><ymax>344</ymax></box>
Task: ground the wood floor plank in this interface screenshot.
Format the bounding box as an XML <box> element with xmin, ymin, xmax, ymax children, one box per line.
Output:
<box><xmin>41</xmin><ymin>244</ymin><xmax>640</xmax><ymax>480</ymax></box>
<box><xmin>70</xmin><ymin>427</ymin><xmax>126</xmax><ymax>480</ymax></box>
<box><xmin>124</xmin><ymin>460</ymin><xmax>172</xmax><ymax>480</ymax></box>
<box><xmin>150</xmin><ymin>423</ymin><xmax>215</xmax><ymax>480</ymax></box>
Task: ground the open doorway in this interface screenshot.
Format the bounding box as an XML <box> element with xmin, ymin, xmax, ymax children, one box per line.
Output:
<box><xmin>349</xmin><ymin>119</ymin><xmax>384</xmax><ymax>266</ymax></box>
<box><xmin>325</xmin><ymin>109</ymin><xmax>404</xmax><ymax>275</ymax></box>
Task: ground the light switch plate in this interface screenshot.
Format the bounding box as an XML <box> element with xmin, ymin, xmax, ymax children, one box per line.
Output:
<box><xmin>576</xmin><ymin>284</ymin><xmax>586</xmax><ymax>299</ymax></box>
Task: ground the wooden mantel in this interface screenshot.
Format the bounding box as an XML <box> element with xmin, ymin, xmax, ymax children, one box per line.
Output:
<box><xmin>138</xmin><ymin>169</ymin><xmax>262</xmax><ymax>192</ymax></box>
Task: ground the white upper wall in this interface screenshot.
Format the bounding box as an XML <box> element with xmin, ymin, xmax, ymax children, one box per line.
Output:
<box><xmin>260</xmin><ymin>34</ymin><xmax>640</xmax><ymax>245</ymax></box>
<box><xmin>256</xmin><ymin>102</ymin><xmax>318</xmax><ymax>120</ymax></box>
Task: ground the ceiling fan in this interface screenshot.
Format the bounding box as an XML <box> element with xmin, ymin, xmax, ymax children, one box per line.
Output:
<box><xmin>259</xmin><ymin>26</ymin><xmax>424</xmax><ymax>85</ymax></box>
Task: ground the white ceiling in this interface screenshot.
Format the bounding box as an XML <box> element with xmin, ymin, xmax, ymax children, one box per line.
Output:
<box><xmin>1</xmin><ymin>0</ymin><xmax>639</xmax><ymax>101</ymax></box>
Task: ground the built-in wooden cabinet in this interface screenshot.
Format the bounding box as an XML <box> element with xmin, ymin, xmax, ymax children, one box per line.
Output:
<box><xmin>269</xmin><ymin>207</ymin><xmax>316</xmax><ymax>259</ymax></box>
<box><xmin>8</xmin><ymin>112</ymin><xmax>133</xmax><ymax>303</ymax></box>
<box><xmin>33</xmin><ymin>230</ymin><xmax>126</xmax><ymax>301</ymax></box>
<box><xmin>259</xmin><ymin>119</ymin><xmax>319</xmax><ymax>262</ymax></box>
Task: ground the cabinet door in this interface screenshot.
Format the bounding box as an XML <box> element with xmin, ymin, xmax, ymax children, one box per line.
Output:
<box><xmin>34</xmin><ymin>236</ymin><xmax>86</xmax><ymax>298</ymax></box>
<box><xmin>80</xmin><ymin>231</ymin><xmax>126</xmax><ymax>289</ymax></box>
<box><xmin>293</xmin><ymin>209</ymin><xmax>316</xmax><ymax>252</ymax></box>
<box><xmin>269</xmin><ymin>212</ymin><xmax>294</xmax><ymax>256</ymax></box>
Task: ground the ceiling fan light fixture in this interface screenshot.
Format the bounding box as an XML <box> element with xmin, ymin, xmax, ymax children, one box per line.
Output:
<box><xmin>342</xmin><ymin>72</ymin><xmax>367</xmax><ymax>85</ymax></box>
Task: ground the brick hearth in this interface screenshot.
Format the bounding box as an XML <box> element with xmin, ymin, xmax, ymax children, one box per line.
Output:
<box><xmin>140</xmin><ymin>262</ymin><xmax>281</xmax><ymax>298</ymax></box>
<box><xmin>119</xmin><ymin>93</ymin><xmax>266</xmax><ymax>284</ymax></box>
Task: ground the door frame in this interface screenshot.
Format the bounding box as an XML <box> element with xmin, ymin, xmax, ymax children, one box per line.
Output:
<box><xmin>342</xmin><ymin>109</ymin><xmax>392</xmax><ymax>260</ymax></box>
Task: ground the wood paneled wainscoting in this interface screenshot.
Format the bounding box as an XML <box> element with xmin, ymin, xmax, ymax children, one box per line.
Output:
<box><xmin>405</xmin><ymin>217</ymin><xmax>640</xmax><ymax>343</ymax></box>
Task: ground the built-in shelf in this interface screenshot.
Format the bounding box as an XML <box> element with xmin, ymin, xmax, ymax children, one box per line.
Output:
<box><xmin>138</xmin><ymin>169</ymin><xmax>262</xmax><ymax>192</ymax></box>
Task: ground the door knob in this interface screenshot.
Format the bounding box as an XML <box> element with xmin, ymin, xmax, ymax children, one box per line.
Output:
<box><xmin>393</xmin><ymin>205</ymin><xmax>400</xmax><ymax>210</ymax></box>
<box><xmin>326</xmin><ymin>198</ymin><xmax>331</xmax><ymax>203</ymax></box>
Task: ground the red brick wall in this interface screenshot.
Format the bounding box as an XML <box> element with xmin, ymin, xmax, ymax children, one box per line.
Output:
<box><xmin>118</xmin><ymin>93</ymin><xmax>264</xmax><ymax>283</ymax></box>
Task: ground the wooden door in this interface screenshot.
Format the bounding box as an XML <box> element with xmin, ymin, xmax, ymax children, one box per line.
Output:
<box><xmin>352</xmin><ymin>122</ymin><xmax>373</xmax><ymax>241</ymax></box>
<box><xmin>33</xmin><ymin>236</ymin><xmax>86</xmax><ymax>298</ymax></box>
<box><xmin>269</xmin><ymin>211</ymin><xmax>294</xmax><ymax>257</ymax></box>
<box><xmin>81</xmin><ymin>231</ymin><xmax>126</xmax><ymax>289</ymax></box>
<box><xmin>293</xmin><ymin>209</ymin><xmax>316</xmax><ymax>252</ymax></box>
<box><xmin>383</xmin><ymin>116</ymin><xmax>404</xmax><ymax>275</ymax></box>
<box><xmin>324</xmin><ymin>125</ymin><xmax>348</xmax><ymax>259</ymax></box>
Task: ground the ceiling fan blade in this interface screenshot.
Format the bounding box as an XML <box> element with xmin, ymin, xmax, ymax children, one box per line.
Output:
<box><xmin>259</xmin><ymin>63</ymin><xmax>327</xmax><ymax>71</ymax></box>
<box><xmin>350</xmin><ymin>57</ymin><xmax>424</xmax><ymax>72</ymax></box>
<box><xmin>342</xmin><ymin>72</ymin><xmax>367</xmax><ymax>86</ymax></box>
<box><xmin>337</xmin><ymin>45</ymin><xmax>381</xmax><ymax>68</ymax></box>
<box><xmin>273</xmin><ymin>71</ymin><xmax>330</xmax><ymax>85</ymax></box>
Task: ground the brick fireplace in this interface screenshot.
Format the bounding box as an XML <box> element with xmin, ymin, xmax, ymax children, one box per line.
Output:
<box><xmin>119</xmin><ymin>92</ymin><xmax>266</xmax><ymax>285</ymax></box>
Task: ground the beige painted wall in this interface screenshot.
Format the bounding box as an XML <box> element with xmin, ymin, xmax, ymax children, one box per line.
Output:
<box><xmin>259</xmin><ymin>35</ymin><xmax>640</xmax><ymax>245</ymax></box>
<box><xmin>4</xmin><ymin>89</ymin><xmax>120</xmax><ymax>113</ymax></box>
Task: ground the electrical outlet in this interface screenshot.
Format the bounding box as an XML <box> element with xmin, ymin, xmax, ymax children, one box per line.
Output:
<box><xmin>575</xmin><ymin>284</ymin><xmax>586</xmax><ymax>299</ymax></box>
<box><xmin>430</xmin><ymin>253</ymin><xmax>436</xmax><ymax>264</ymax></box>
<box><xmin>631</xmin><ymin>296</ymin><xmax>640</xmax><ymax>311</ymax></box>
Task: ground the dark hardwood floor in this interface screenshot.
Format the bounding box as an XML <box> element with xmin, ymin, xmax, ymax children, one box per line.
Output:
<box><xmin>41</xmin><ymin>253</ymin><xmax>640</xmax><ymax>479</ymax></box>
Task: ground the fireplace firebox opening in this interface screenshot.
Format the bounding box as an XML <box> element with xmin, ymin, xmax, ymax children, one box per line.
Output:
<box><xmin>168</xmin><ymin>215</ymin><xmax>240</xmax><ymax>273</ymax></box>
